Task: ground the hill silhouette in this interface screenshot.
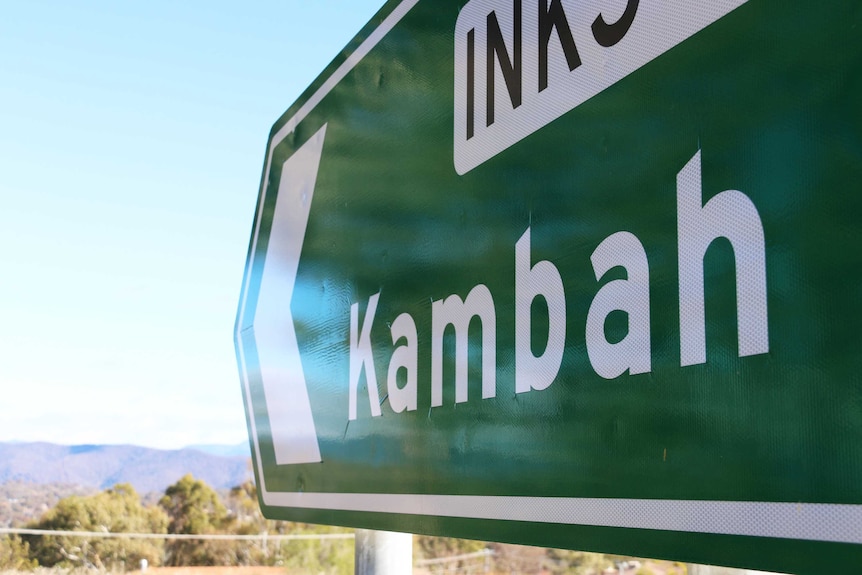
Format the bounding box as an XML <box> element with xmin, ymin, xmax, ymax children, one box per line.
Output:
<box><xmin>0</xmin><ymin>441</ymin><xmax>250</xmax><ymax>493</ymax></box>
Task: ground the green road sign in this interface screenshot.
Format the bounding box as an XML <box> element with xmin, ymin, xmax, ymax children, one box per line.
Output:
<box><xmin>234</xmin><ymin>1</ymin><xmax>862</xmax><ymax>572</ymax></box>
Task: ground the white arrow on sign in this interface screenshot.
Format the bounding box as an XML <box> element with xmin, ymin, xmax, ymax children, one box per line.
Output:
<box><xmin>248</xmin><ymin>124</ymin><xmax>327</xmax><ymax>465</ymax></box>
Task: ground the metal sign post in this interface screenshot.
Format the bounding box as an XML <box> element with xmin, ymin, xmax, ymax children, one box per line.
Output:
<box><xmin>355</xmin><ymin>530</ymin><xmax>412</xmax><ymax>575</ymax></box>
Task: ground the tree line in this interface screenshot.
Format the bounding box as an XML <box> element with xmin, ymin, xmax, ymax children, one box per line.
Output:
<box><xmin>1</xmin><ymin>475</ymin><xmax>681</xmax><ymax>575</ymax></box>
<box><xmin>0</xmin><ymin>475</ymin><xmax>352</xmax><ymax>573</ymax></box>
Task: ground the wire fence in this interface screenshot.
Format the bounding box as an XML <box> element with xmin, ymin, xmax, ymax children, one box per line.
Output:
<box><xmin>415</xmin><ymin>549</ymin><xmax>494</xmax><ymax>566</ymax></box>
<box><xmin>2</xmin><ymin>528</ymin><xmax>510</xmax><ymax>572</ymax></box>
<box><xmin>0</xmin><ymin>527</ymin><xmax>354</xmax><ymax>542</ymax></box>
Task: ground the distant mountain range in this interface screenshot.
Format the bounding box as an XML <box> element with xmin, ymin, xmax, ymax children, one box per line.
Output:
<box><xmin>0</xmin><ymin>441</ymin><xmax>252</xmax><ymax>494</ymax></box>
<box><xmin>184</xmin><ymin>442</ymin><xmax>251</xmax><ymax>458</ymax></box>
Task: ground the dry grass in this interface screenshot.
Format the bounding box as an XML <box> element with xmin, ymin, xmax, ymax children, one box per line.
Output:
<box><xmin>1</xmin><ymin>569</ymin><xmax>288</xmax><ymax>575</ymax></box>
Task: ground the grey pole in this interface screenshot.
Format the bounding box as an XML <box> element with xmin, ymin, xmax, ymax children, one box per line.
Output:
<box><xmin>355</xmin><ymin>529</ymin><xmax>413</xmax><ymax>575</ymax></box>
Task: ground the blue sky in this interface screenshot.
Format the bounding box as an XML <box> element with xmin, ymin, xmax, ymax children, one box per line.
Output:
<box><xmin>0</xmin><ymin>1</ymin><xmax>385</xmax><ymax>449</ymax></box>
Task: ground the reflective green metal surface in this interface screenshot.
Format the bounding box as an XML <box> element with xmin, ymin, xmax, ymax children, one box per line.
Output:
<box><xmin>235</xmin><ymin>1</ymin><xmax>862</xmax><ymax>572</ymax></box>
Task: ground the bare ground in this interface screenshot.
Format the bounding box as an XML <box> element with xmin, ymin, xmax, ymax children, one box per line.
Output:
<box><xmin>142</xmin><ymin>569</ymin><xmax>286</xmax><ymax>575</ymax></box>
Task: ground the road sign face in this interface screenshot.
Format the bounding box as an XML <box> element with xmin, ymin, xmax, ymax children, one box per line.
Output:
<box><xmin>234</xmin><ymin>1</ymin><xmax>862</xmax><ymax>573</ymax></box>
